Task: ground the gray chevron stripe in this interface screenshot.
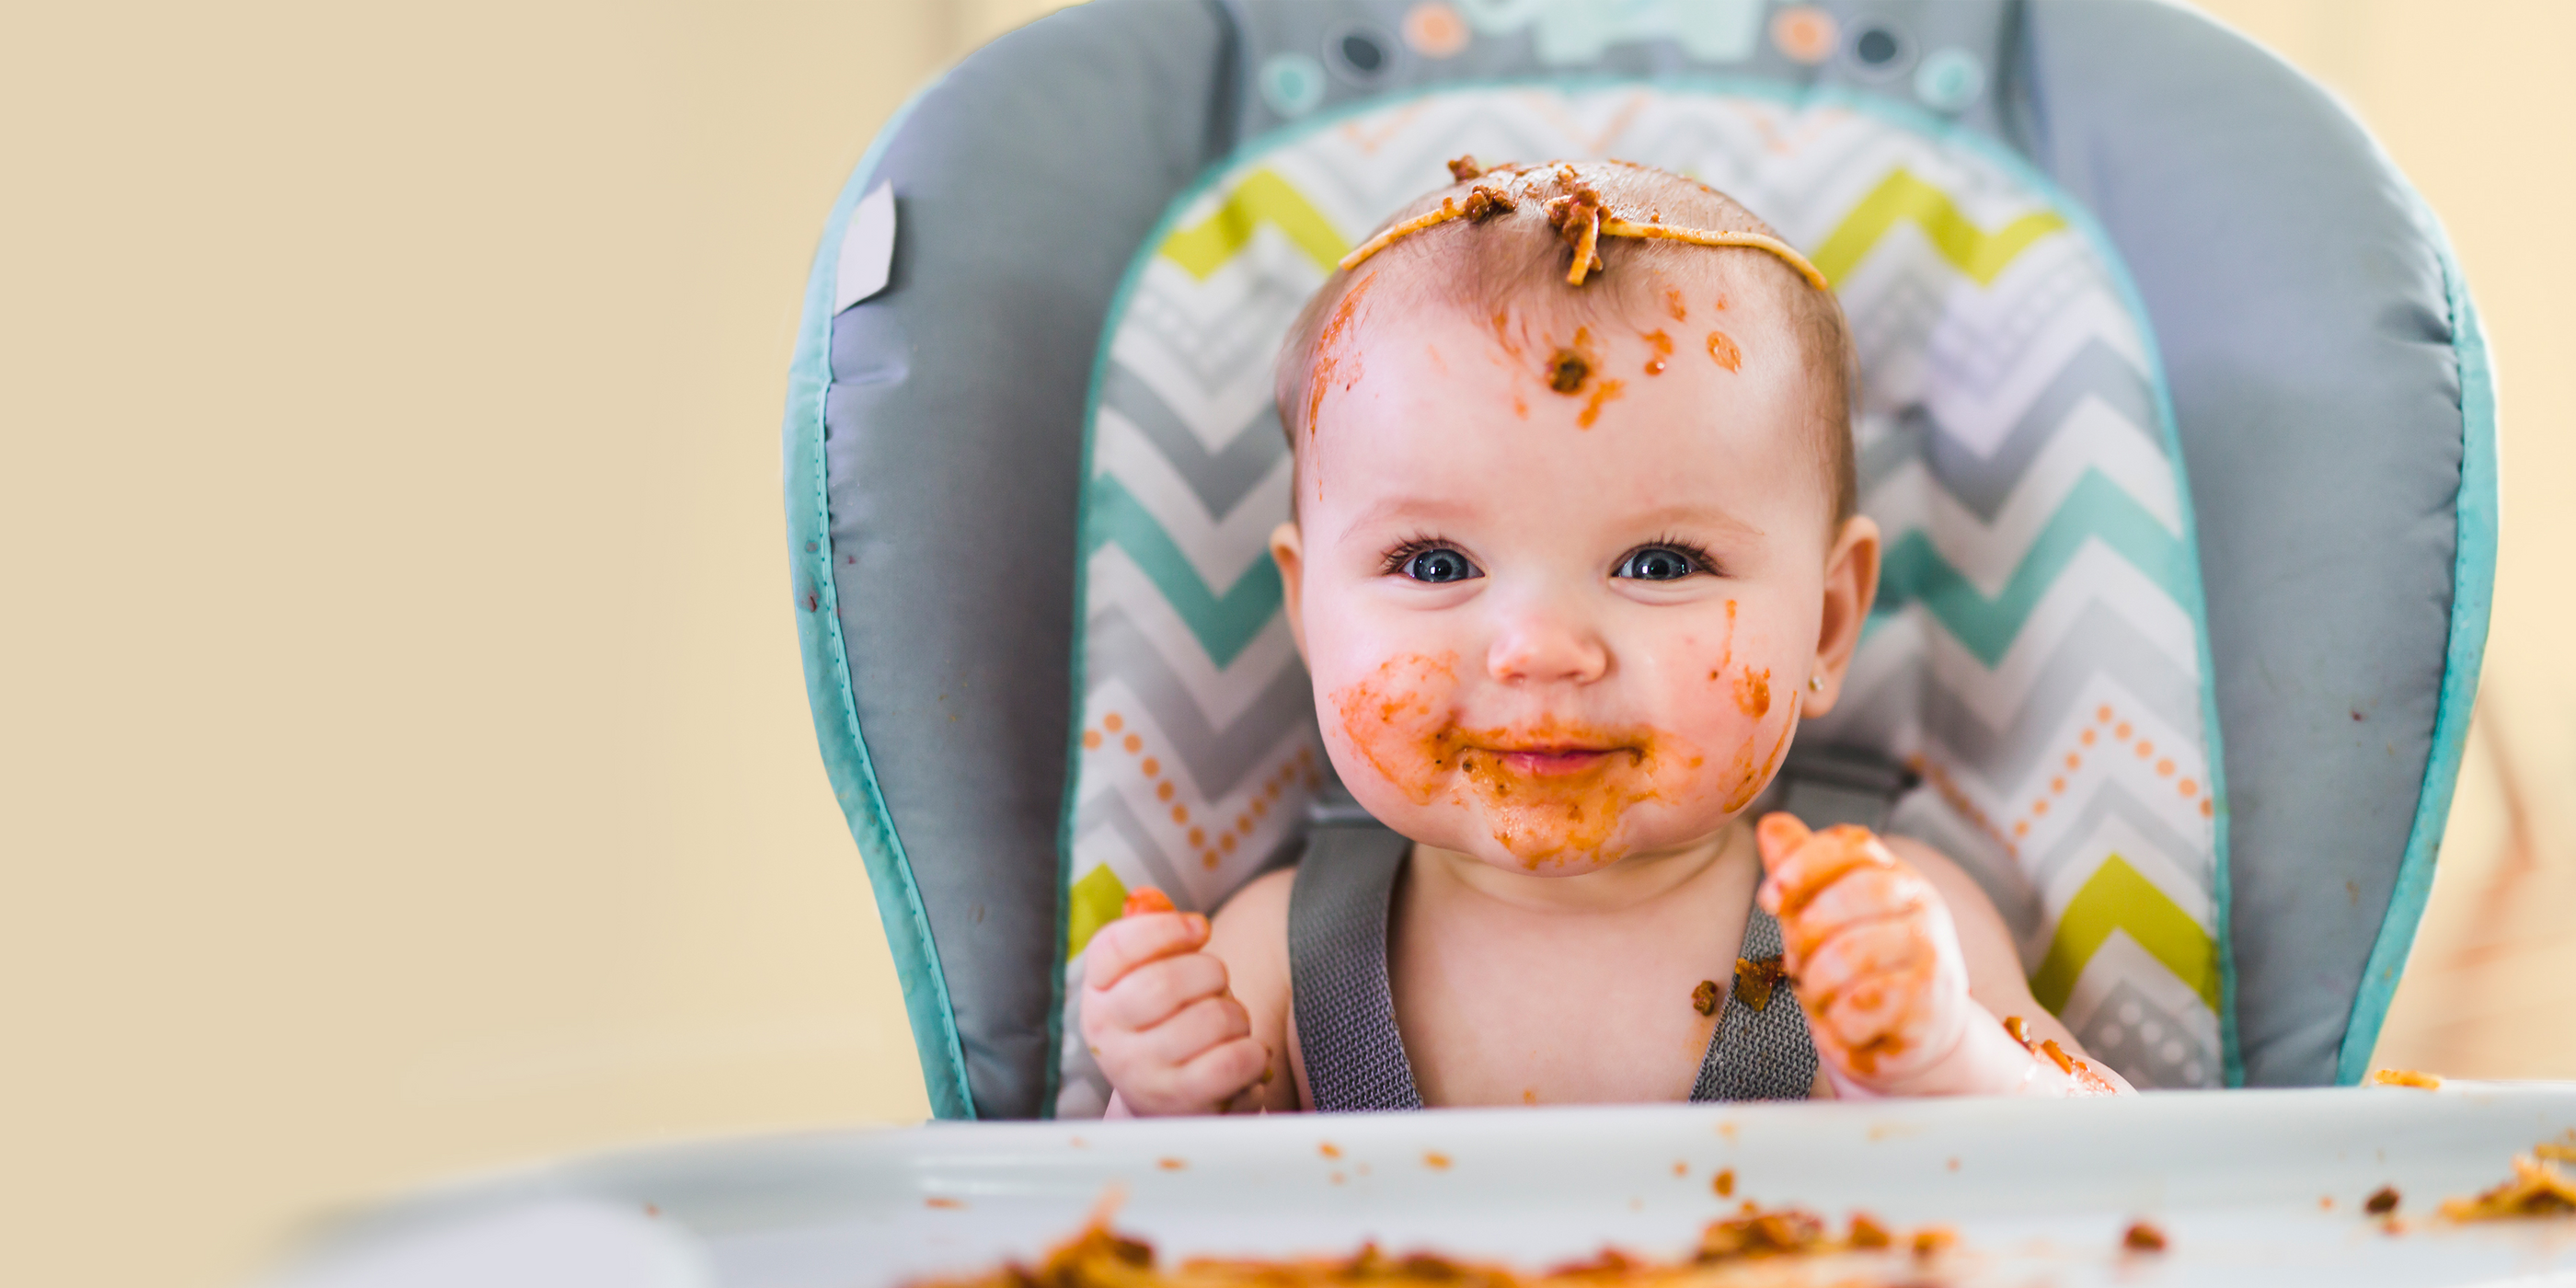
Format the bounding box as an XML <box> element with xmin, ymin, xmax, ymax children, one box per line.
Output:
<box><xmin>2021</xmin><ymin>776</ymin><xmax>2214</xmax><ymax>907</ymax></box>
<box><xmin>1863</xmin><ymin>339</ymin><xmax>2160</xmax><ymax>520</ymax></box>
<box><xmin>1915</xmin><ymin>602</ymin><xmax>2203</xmax><ymax>788</ymax></box>
<box><xmin>1098</xmin><ymin>361</ymin><xmax>1290</xmax><ymax>519</ymax></box>
<box><xmin>1085</xmin><ymin>606</ymin><xmax>1318</xmax><ymax>799</ymax></box>
<box><xmin>1120</xmin><ymin>285</ymin><xmax>1308</xmax><ymax>395</ymax></box>
<box><xmin>1926</xmin><ymin>600</ymin><xmax>2204</xmax><ymax>783</ymax></box>
<box><xmin>1072</xmin><ymin>788</ymin><xmax>1191</xmax><ymax>903</ymax></box>
<box><xmin>2075</xmin><ymin>977</ymin><xmax>2214</xmax><ymax>1090</ymax></box>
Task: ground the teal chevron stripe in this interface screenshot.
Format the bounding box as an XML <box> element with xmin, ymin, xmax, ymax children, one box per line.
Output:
<box><xmin>1879</xmin><ymin>470</ymin><xmax>2192</xmax><ymax>668</ymax></box>
<box><xmin>1083</xmin><ymin>475</ymin><xmax>1282</xmax><ymax>668</ymax></box>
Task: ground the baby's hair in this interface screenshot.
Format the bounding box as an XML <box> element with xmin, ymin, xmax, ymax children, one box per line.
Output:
<box><xmin>1275</xmin><ymin>158</ymin><xmax>1859</xmax><ymax>527</ymax></box>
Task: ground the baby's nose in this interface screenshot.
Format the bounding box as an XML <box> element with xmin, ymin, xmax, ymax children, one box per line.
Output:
<box><xmin>1485</xmin><ymin>604</ymin><xmax>1609</xmax><ymax>684</ymax></box>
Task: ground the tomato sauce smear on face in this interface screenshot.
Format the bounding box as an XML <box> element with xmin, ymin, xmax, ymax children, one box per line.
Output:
<box><xmin>1330</xmin><ymin>652</ymin><xmax>1703</xmax><ymax>870</ymax></box>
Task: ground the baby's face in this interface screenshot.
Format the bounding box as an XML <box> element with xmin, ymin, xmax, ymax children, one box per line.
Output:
<box><xmin>1275</xmin><ymin>285</ymin><xmax>1870</xmax><ymax>875</ymax></box>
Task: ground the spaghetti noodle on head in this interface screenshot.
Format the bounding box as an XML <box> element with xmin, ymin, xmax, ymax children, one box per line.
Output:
<box><xmin>1274</xmin><ymin>159</ymin><xmax>1858</xmax><ymax>526</ymax></box>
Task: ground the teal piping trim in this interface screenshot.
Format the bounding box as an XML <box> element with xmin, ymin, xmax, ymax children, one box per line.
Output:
<box><xmin>785</xmin><ymin>82</ymin><xmax>977</xmax><ymax>1121</ymax></box>
<box><xmin>2334</xmin><ymin>206</ymin><xmax>2497</xmax><ymax>1087</ymax></box>
<box><xmin>1064</xmin><ymin>71</ymin><xmax>2236</xmax><ymax>1084</ymax></box>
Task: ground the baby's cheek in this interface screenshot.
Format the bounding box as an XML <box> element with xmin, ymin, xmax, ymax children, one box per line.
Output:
<box><xmin>1322</xmin><ymin>650</ymin><xmax>1461</xmax><ymax>805</ymax></box>
<box><xmin>1665</xmin><ymin>637</ymin><xmax>1801</xmax><ymax>817</ymax></box>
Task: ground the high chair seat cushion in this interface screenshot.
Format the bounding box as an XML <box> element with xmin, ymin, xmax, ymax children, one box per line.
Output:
<box><xmin>788</xmin><ymin>0</ymin><xmax>2490</xmax><ymax>1118</ymax></box>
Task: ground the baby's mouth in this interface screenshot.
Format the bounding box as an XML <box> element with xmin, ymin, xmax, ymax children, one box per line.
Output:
<box><xmin>1477</xmin><ymin>743</ymin><xmax>1632</xmax><ymax>777</ymax></box>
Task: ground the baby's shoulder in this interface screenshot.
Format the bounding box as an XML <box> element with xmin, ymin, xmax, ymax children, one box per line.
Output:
<box><xmin>1211</xmin><ymin>865</ymin><xmax>1297</xmax><ymax>940</ymax></box>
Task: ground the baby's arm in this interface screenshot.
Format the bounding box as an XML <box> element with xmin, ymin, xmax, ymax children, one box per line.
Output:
<box><xmin>1756</xmin><ymin>814</ymin><xmax>2132</xmax><ymax>1098</ymax></box>
<box><xmin>1082</xmin><ymin>874</ymin><xmax>1298</xmax><ymax>1117</ymax></box>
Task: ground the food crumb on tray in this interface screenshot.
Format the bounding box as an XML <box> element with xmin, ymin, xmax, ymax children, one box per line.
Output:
<box><xmin>904</xmin><ymin>1197</ymin><xmax>1968</xmax><ymax>1286</ymax></box>
<box><xmin>2442</xmin><ymin>1153</ymin><xmax>2576</xmax><ymax>1222</ymax></box>
<box><xmin>2368</xmin><ymin>1067</ymin><xmax>2443</xmax><ymax>1089</ymax></box>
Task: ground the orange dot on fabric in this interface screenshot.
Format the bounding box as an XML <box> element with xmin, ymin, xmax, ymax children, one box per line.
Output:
<box><xmin>2202</xmin><ymin>798</ymin><xmax>2216</xmax><ymax>817</ymax></box>
<box><xmin>2179</xmin><ymin>778</ymin><xmax>2199</xmax><ymax>797</ymax></box>
<box><xmin>1265</xmin><ymin>781</ymin><xmax>1282</xmax><ymax>800</ymax></box>
<box><xmin>1123</xmin><ymin>733</ymin><xmax>1144</xmax><ymax>753</ymax></box>
<box><xmin>1400</xmin><ymin>0</ymin><xmax>1470</xmax><ymax>58</ymax></box>
<box><xmin>1156</xmin><ymin>781</ymin><xmax>1176</xmax><ymax>802</ymax></box>
<box><xmin>1141</xmin><ymin>756</ymin><xmax>1160</xmax><ymax>777</ymax></box>
<box><xmin>1219</xmin><ymin>834</ymin><xmax>1237</xmax><ymax>854</ymax></box>
<box><xmin>1236</xmin><ymin>814</ymin><xmax>1253</xmax><ymax>835</ymax></box>
<box><xmin>1104</xmin><ymin>713</ymin><xmax>1124</xmax><ymax>732</ymax></box>
<box><xmin>1171</xmin><ymin>805</ymin><xmax>1190</xmax><ymax>824</ymax></box>
<box><xmin>1770</xmin><ymin>5</ymin><xmax>1837</xmax><ymax>64</ymax></box>
<box><xmin>2033</xmin><ymin>799</ymin><xmax>2050</xmax><ymax>815</ymax></box>
<box><xmin>2157</xmin><ymin>759</ymin><xmax>2176</xmax><ymax>776</ymax></box>
<box><xmin>2080</xmin><ymin>729</ymin><xmax>2097</xmax><ymax>746</ymax></box>
<box><xmin>2098</xmin><ymin>705</ymin><xmax>2114</xmax><ymax>722</ymax></box>
<box><xmin>1251</xmin><ymin>798</ymin><xmax>1269</xmax><ymax>818</ymax></box>
<box><xmin>1298</xmin><ymin>747</ymin><xmax>1316</xmax><ymax>765</ymax></box>
<box><xmin>1082</xmin><ymin>730</ymin><xmax>1101</xmax><ymax>750</ymax></box>
<box><xmin>2014</xmin><ymin>821</ymin><xmax>2030</xmax><ymax>838</ymax></box>
<box><xmin>2066</xmin><ymin>753</ymin><xmax>2083</xmax><ymax>770</ymax></box>
<box><xmin>1189</xmin><ymin>827</ymin><xmax>1206</xmax><ymax>846</ymax></box>
<box><xmin>2052</xmin><ymin>776</ymin><xmax>2066</xmax><ymax>794</ymax></box>
<box><xmin>1305</xmin><ymin>772</ymin><xmax>1323</xmax><ymax>788</ymax></box>
<box><xmin>2115</xmin><ymin>722</ymin><xmax>2133</xmax><ymax>740</ymax></box>
<box><xmin>2135</xmin><ymin>741</ymin><xmax>2155</xmax><ymax>759</ymax></box>
<box><xmin>1202</xmin><ymin>851</ymin><xmax>1220</xmax><ymax>869</ymax></box>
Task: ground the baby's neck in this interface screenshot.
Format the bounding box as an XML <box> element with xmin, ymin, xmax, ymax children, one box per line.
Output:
<box><xmin>1411</xmin><ymin>818</ymin><xmax>1753</xmax><ymax>916</ymax></box>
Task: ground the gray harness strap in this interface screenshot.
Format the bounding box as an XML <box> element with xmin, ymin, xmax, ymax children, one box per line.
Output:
<box><xmin>1689</xmin><ymin>900</ymin><xmax>1817</xmax><ymax>1100</ymax></box>
<box><xmin>1286</xmin><ymin>823</ymin><xmax>1818</xmax><ymax>1110</ymax></box>
<box><xmin>1286</xmin><ymin>820</ymin><xmax>1423</xmax><ymax>1112</ymax></box>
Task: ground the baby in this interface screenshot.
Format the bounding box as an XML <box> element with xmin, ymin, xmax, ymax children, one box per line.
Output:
<box><xmin>1083</xmin><ymin>159</ymin><xmax>2131</xmax><ymax>1113</ymax></box>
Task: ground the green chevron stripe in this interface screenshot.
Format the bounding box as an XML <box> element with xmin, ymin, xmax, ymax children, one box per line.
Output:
<box><xmin>2030</xmin><ymin>853</ymin><xmax>2221</xmax><ymax>1016</ymax></box>
<box><xmin>1878</xmin><ymin>470</ymin><xmax>2191</xmax><ymax>667</ymax></box>
<box><xmin>1158</xmin><ymin>168</ymin><xmax>1350</xmax><ymax>280</ymax></box>
<box><xmin>1065</xmin><ymin>862</ymin><xmax>1129</xmax><ymax>963</ymax></box>
<box><xmin>1811</xmin><ymin>167</ymin><xmax>2067</xmax><ymax>287</ymax></box>
<box><xmin>1083</xmin><ymin>475</ymin><xmax>1283</xmax><ymax>668</ymax></box>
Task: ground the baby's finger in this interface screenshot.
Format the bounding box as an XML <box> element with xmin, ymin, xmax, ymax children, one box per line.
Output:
<box><xmin>1817</xmin><ymin>964</ymin><xmax>1939</xmax><ymax>1055</ymax></box>
<box><xmin>1088</xmin><ymin>951</ymin><xmax>1232</xmax><ymax>1033</ymax></box>
<box><xmin>1761</xmin><ymin>824</ymin><xmax>1900</xmax><ymax>919</ymax></box>
<box><xmin>1084</xmin><ymin>911</ymin><xmax>1210</xmax><ymax>991</ymax></box>
<box><xmin>1794</xmin><ymin>916</ymin><xmax>1932</xmax><ymax>1010</ymax></box>
<box><xmin>1779</xmin><ymin>868</ymin><xmax>1936</xmax><ymax>961</ymax></box>
<box><xmin>1754</xmin><ymin>813</ymin><xmax>1812</xmax><ymax>872</ymax></box>
<box><xmin>1130</xmin><ymin>994</ymin><xmax>1252</xmax><ymax>1069</ymax></box>
<box><xmin>1171</xmin><ymin>1034</ymin><xmax>1271</xmax><ymax>1110</ymax></box>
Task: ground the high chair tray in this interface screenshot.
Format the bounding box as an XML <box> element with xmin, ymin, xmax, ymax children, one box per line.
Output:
<box><xmin>274</xmin><ymin>1084</ymin><xmax>2576</xmax><ymax>1287</ymax></box>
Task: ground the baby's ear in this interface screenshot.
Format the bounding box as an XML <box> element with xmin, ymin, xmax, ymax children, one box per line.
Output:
<box><xmin>1805</xmin><ymin>514</ymin><xmax>1882</xmax><ymax>716</ymax></box>
<box><xmin>1270</xmin><ymin>521</ymin><xmax>1309</xmax><ymax>661</ymax></box>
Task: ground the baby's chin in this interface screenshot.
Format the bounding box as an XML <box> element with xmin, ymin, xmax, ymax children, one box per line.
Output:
<box><xmin>1358</xmin><ymin>789</ymin><xmax>1728</xmax><ymax>877</ymax></box>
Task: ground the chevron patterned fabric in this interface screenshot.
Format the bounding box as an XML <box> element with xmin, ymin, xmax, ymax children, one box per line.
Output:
<box><xmin>1056</xmin><ymin>87</ymin><xmax>2224</xmax><ymax>1115</ymax></box>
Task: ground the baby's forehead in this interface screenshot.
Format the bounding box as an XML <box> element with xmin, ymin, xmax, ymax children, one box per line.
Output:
<box><xmin>1357</xmin><ymin>245</ymin><xmax>1804</xmax><ymax>341</ymax></box>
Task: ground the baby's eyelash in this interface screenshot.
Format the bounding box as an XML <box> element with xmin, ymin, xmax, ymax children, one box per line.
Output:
<box><xmin>1379</xmin><ymin>534</ymin><xmax>1451</xmax><ymax>575</ymax></box>
<box><xmin>1631</xmin><ymin>535</ymin><xmax>1721</xmax><ymax>574</ymax></box>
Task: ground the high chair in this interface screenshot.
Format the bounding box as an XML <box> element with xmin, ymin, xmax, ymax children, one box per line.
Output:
<box><xmin>785</xmin><ymin>0</ymin><xmax>2493</xmax><ymax>1121</ymax></box>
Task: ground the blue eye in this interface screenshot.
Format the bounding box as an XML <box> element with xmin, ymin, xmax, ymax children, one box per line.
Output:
<box><xmin>1616</xmin><ymin>546</ymin><xmax>1703</xmax><ymax>581</ymax></box>
<box><xmin>1400</xmin><ymin>547</ymin><xmax>1481</xmax><ymax>583</ymax></box>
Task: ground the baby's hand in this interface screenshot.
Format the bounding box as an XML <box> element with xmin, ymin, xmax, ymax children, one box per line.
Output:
<box><xmin>1080</xmin><ymin>887</ymin><xmax>1268</xmax><ymax>1116</ymax></box>
<box><xmin>1755</xmin><ymin>814</ymin><xmax>1990</xmax><ymax>1096</ymax></box>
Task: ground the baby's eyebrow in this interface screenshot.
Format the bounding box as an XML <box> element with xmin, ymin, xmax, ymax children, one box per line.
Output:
<box><xmin>1335</xmin><ymin>496</ymin><xmax>1482</xmax><ymax>544</ymax></box>
<box><xmin>1625</xmin><ymin>502</ymin><xmax>1766</xmax><ymax>541</ymax></box>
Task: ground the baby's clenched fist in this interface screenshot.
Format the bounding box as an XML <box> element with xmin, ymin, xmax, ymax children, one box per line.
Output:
<box><xmin>1081</xmin><ymin>888</ymin><xmax>1269</xmax><ymax>1117</ymax></box>
<box><xmin>1755</xmin><ymin>814</ymin><xmax>1984</xmax><ymax>1096</ymax></box>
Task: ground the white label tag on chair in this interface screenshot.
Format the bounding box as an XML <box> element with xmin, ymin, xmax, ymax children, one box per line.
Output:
<box><xmin>834</xmin><ymin>183</ymin><xmax>896</xmax><ymax>312</ymax></box>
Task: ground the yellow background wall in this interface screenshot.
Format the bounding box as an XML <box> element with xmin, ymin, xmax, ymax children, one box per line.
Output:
<box><xmin>4</xmin><ymin>3</ymin><xmax>2566</xmax><ymax>1284</ymax></box>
